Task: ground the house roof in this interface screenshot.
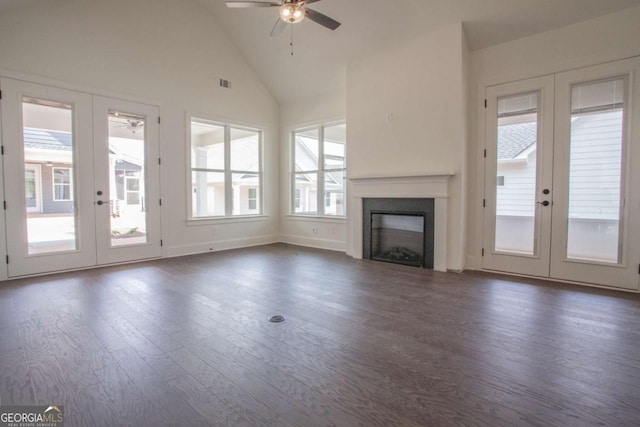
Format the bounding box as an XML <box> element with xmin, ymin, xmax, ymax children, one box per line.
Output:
<box><xmin>497</xmin><ymin>122</ymin><xmax>536</xmax><ymax>160</ymax></box>
<box><xmin>23</xmin><ymin>128</ymin><xmax>72</xmax><ymax>151</ymax></box>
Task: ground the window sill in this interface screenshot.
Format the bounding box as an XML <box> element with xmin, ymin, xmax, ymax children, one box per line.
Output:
<box><xmin>187</xmin><ymin>215</ymin><xmax>270</xmax><ymax>226</ymax></box>
<box><xmin>284</xmin><ymin>214</ymin><xmax>346</xmax><ymax>223</ymax></box>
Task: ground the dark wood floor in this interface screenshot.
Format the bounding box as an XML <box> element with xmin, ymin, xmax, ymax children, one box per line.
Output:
<box><xmin>1</xmin><ymin>243</ymin><xmax>639</xmax><ymax>426</ymax></box>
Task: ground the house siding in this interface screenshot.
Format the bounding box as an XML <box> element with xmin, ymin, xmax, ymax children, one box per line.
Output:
<box><xmin>41</xmin><ymin>164</ymin><xmax>75</xmax><ymax>214</ymax></box>
<box><xmin>567</xmin><ymin>111</ymin><xmax>623</xmax><ymax>220</ymax></box>
<box><xmin>496</xmin><ymin>112</ymin><xmax>622</xmax><ymax>218</ymax></box>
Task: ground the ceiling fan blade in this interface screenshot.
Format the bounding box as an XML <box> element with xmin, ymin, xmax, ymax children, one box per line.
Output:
<box><xmin>302</xmin><ymin>0</ymin><xmax>323</xmax><ymax>4</ymax></box>
<box><xmin>270</xmin><ymin>18</ymin><xmax>287</xmax><ymax>37</ymax></box>
<box><xmin>305</xmin><ymin>8</ymin><xmax>340</xmax><ymax>30</ymax></box>
<box><xmin>226</xmin><ymin>1</ymin><xmax>281</xmax><ymax>8</ymax></box>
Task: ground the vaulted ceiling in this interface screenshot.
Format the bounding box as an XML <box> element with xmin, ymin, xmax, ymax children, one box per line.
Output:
<box><xmin>197</xmin><ymin>0</ymin><xmax>640</xmax><ymax>104</ymax></box>
<box><xmin>3</xmin><ymin>0</ymin><xmax>640</xmax><ymax>105</ymax></box>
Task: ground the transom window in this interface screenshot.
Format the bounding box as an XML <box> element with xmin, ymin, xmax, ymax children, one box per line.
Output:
<box><xmin>190</xmin><ymin>118</ymin><xmax>262</xmax><ymax>218</ymax></box>
<box><xmin>292</xmin><ymin>122</ymin><xmax>346</xmax><ymax>216</ymax></box>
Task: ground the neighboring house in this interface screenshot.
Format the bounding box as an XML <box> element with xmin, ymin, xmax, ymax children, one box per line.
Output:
<box><xmin>191</xmin><ymin>132</ymin><xmax>260</xmax><ymax>216</ymax></box>
<box><xmin>23</xmin><ymin>127</ymin><xmax>145</xmax><ymax>215</ymax></box>
<box><xmin>496</xmin><ymin>110</ymin><xmax>623</xmax><ymax>261</ymax></box>
<box><xmin>294</xmin><ymin>135</ymin><xmax>344</xmax><ymax>215</ymax></box>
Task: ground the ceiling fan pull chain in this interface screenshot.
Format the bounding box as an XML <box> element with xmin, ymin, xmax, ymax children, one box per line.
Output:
<box><xmin>290</xmin><ymin>24</ymin><xmax>294</xmax><ymax>56</ymax></box>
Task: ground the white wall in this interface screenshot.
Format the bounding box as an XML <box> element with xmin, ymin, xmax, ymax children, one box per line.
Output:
<box><xmin>0</xmin><ymin>0</ymin><xmax>280</xmax><ymax>265</ymax></box>
<box><xmin>346</xmin><ymin>23</ymin><xmax>469</xmax><ymax>270</ymax></box>
<box><xmin>279</xmin><ymin>90</ymin><xmax>347</xmax><ymax>251</ymax></box>
<box><xmin>467</xmin><ymin>6</ymin><xmax>640</xmax><ymax>269</ymax></box>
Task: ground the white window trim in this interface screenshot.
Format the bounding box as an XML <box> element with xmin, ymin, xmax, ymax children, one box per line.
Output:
<box><xmin>187</xmin><ymin>116</ymin><xmax>263</xmax><ymax>220</ymax></box>
<box><xmin>291</xmin><ymin>121</ymin><xmax>346</xmax><ymax>218</ymax></box>
<box><xmin>52</xmin><ymin>167</ymin><xmax>73</xmax><ymax>202</ymax></box>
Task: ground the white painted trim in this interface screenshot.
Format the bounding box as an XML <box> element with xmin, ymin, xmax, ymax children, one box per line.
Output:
<box><xmin>348</xmin><ymin>174</ymin><xmax>453</xmax><ymax>272</ymax></box>
<box><xmin>279</xmin><ymin>234</ymin><xmax>346</xmax><ymax>252</ymax></box>
<box><xmin>283</xmin><ymin>215</ymin><xmax>346</xmax><ymax>223</ymax></box>
<box><xmin>164</xmin><ymin>234</ymin><xmax>278</xmax><ymax>258</ymax></box>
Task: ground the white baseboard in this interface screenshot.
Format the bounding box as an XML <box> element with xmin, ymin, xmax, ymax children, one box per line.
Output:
<box><xmin>164</xmin><ymin>234</ymin><xmax>279</xmax><ymax>258</ymax></box>
<box><xmin>279</xmin><ymin>234</ymin><xmax>346</xmax><ymax>252</ymax></box>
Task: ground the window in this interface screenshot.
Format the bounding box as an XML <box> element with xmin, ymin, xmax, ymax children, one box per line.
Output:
<box><xmin>292</xmin><ymin>122</ymin><xmax>346</xmax><ymax>216</ymax></box>
<box><xmin>52</xmin><ymin>168</ymin><xmax>72</xmax><ymax>201</ymax></box>
<box><xmin>248</xmin><ymin>188</ymin><xmax>257</xmax><ymax>211</ymax></box>
<box><xmin>295</xmin><ymin>188</ymin><xmax>301</xmax><ymax>209</ymax></box>
<box><xmin>190</xmin><ymin>118</ymin><xmax>262</xmax><ymax>218</ymax></box>
<box><xmin>25</xmin><ymin>169</ymin><xmax>36</xmax><ymax>201</ymax></box>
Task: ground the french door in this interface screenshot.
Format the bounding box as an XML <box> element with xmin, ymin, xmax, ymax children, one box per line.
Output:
<box><xmin>483</xmin><ymin>58</ymin><xmax>640</xmax><ymax>291</ymax></box>
<box><xmin>1</xmin><ymin>78</ymin><xmax>161</xmax><ymax>277</ymax></box>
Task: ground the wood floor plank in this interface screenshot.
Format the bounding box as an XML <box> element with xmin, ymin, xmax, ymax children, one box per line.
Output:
<box><xmin>108</xmin><ymin>346</ymin><xmax>206</xmax><ymax>426</ymax></box>
<box><xmin>0</xmin><ymin>347</ymin><xmax>36</xmax><ymax>405</ymax></box>
<box><xmin>1</xmin><ymin>243</ymin><xmax>639</xmax><ymax>426</ymax></box>
<box><xmin>167</xmin><ymin>373</ymin><xmax>256</xmax><ymax>426</ymax></box>
<box><xmin>94</xmin><ymin>362</ymin><xmax>164</xmax><ymax>426</ymax></box>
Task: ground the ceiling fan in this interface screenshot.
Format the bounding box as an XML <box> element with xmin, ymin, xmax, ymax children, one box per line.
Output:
<box><xmin>111</xmin><ymin>117</ymin><xmax>145</xmax><ymax>134</ymax></box>
<box><xmin>226</xmin><ymin>0</ymin><xmax>341</xmax><ymax>37</ymax></box>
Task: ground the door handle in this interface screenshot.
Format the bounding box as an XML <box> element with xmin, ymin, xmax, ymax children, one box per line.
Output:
<box><xmin>537</xmin><ymin>200</ymin><xmax>550</xmax><ymax>206</ymax></box>
<box><xmin>97</xmin><ymin>200</ymin><xmax>104</xmax><ymax>206</ymax></box>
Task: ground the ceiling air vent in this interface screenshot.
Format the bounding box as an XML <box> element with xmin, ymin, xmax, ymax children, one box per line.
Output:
<box><xmin>219</xmin><ymin>78</ymin><xmax>231</xmax><ymax>89</ymax></box>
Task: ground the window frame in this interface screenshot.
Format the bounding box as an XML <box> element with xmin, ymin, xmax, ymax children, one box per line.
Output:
<box><xmin>247</xmin><ymin>187</ymin><xmax>258</xmax><ymax>211</ymax></box>
<box><xmin>188</xmin><ymin>116</ymin><xmax>263</xmax><ymax>220</ymax></box>
<box><xmin>291</xmin><ymin>121</ymin><xmax>346</xmax><ymax>217</ymax></box>
<box><xmin>52</xmin><ymin>167</ymin><xmax>73</xmax><ymax>202</ymax></box>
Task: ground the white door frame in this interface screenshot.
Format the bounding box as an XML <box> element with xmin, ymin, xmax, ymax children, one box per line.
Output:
<box><xmin>549</xmin><ymin>57</ymin><xmax>640</xmax><ymax>291</ymax></box>
<box><xmin>482</xmin><ymin>57</ymin><xmax>640</xmax><ymax>291</ymax></box>
<box><xmin>1</xmin><ymin>79</ymin><xmax>162</xmax><ymax>277</ymax></box>
<box><xmin>482</xmin><ymin>75</ymin><xmax>555</xmax><ymax>277</ymax></box>
<box><xmin>93</xmin><ymin>96</ymin><xmax>162</xmax><ymax>265</ymax></box>
<box><xmin>1</xmin><ymin>78</ymin><xmax>97</xmax><ymax>277</ymax></box>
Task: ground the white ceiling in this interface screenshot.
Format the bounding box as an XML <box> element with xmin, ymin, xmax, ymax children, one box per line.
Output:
<box><xmin>197</xmin><ymin>0</ymin><xmax>640</xmax><ymax>104</ymax></box>
<box><xmin>3</xmin><ymin>0</ymin><xmax>640</xmax><ymax>105</ymax></box>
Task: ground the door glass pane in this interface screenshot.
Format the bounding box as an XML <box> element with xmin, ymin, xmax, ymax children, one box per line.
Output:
<box><xmin>22</xmin><ymin>97</ymin><xmax>77</xmax><ymax>254</ymax></box>
<box><xmin>108</xmin><ymin>111</ymin><xmax>147</xmax><ymax>246</ymax></box>
<box><xmin>567</xmin><ymin>78</ymin><xmax>625</xmax><ymax>263</ymax></box>
<box><xmin>25</xmin><ymin>169</ymin><xmax>36</xmax><ymax>207</ymax></box>
<box><xmin>494</xmin><ymin>92</ymin><xmax>539</xmax><ymax>255</ymax></box>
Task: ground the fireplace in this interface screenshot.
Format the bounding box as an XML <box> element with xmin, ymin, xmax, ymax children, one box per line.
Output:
<box><xmin>363</xmin><ymin>198</ymin><xmax>434</xmax><ymax>268</ymax></box>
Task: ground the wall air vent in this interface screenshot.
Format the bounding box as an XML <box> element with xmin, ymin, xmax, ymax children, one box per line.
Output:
<box><xmin>219</xmin><ymin>78</ymin><xmax>231</xmax><ymax>89</ymax></box>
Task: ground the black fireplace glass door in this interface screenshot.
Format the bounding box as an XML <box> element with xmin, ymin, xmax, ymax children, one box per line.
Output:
<box><xmin>371</xmin><ymin>213</ymin><xmax>425</xmax><ymax>267</ymax></box>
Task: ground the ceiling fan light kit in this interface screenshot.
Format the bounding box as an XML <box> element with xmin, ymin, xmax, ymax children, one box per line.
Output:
<box><xmin>279</xmin><ymin>3</ymin><xmax>305</xmax><ymax>23</ymax></box>
<box><xmin>226</xmin><ymin>0</ymin><xmax>341</xmax><ymax>35</ymax></box>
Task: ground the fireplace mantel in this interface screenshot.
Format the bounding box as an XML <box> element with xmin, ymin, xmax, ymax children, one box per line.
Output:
<box><xmin>348</xmin><ymin>173</ymin><xmax>453</xmax><ymax>271</ymax></box>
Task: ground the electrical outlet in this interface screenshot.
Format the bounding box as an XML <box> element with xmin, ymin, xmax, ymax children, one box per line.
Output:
<box><xmin>312</xmin><ymin>227</ymin><xmax>318</xmax><ymax>234</ymax></box>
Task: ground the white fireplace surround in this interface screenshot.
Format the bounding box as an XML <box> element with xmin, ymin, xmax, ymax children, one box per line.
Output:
<box><xmin>348</xmin><ymin>174</ymin><xmax>453</xmax><ymax>272</ymax></box>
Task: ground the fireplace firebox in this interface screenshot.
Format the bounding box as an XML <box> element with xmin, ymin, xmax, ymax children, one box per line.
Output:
<box><xmin>363</xmin><ymin>198</ymin><xmax>434</xmax><ymax>268</ymax></box>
